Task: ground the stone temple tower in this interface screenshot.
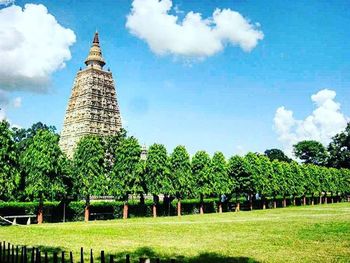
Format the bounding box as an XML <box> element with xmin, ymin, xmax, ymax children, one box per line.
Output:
<box><xmin>59</xmin><ymin>32</ymin><xmax>122</xmax><ymax>158</ymax></box>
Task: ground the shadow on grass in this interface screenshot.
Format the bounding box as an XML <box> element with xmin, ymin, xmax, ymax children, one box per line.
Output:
<box><xmin>2</xmin><ymin>243</ymin><xmax>259</xmax><ymax>263</ymax></box>
<box><xmin>107</xmin><ymin>246</ymin><xmax>258</xmax><ymax>263</ymax></box>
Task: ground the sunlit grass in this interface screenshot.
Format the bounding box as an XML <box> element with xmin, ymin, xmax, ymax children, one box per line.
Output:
<box><xmin>1</xmin><ymin>203</ymin><xmax>349</xmax><ymax>262</ymax></box>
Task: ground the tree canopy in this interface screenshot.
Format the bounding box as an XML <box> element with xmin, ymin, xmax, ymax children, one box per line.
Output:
<box><xmin>293</xmin><ymin>140</ymin><xmax>328</xmax><ymax>165</ymax></box>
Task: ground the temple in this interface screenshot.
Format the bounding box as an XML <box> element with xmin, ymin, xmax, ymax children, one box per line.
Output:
<box><xmin>59</xmin><ymin>32</ymin><xmax>122</xmax><ymax>158</ymax></box>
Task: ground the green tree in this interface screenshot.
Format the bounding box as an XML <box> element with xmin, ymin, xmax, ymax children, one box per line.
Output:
<box><xmin>280</xmin><ymin>162</ymin><xmax>292</xmax><ymax>207</ymax></box>
<box><xmin>289</xmin><ymin>161</ymin><xmax>304</xmax><ymax>206</ymax></box>
<box><xmin>20</xmin><ymin>129</ymin><xmax>67</xmax><ymax>223</ymax></box>
<box><xmin>293</xmin><ymin>140</ymin><xmax>328</xmax><ymax>165</ymax></box>
<box><xmin>328</xmin><ymin>123</ymin><xmax>350</xmax><ymax>169</ymax></box>
<box><xmin>258</xmin><ymin>155</ymin><xmax>273</xmax><ymax>209</ymax></box>
<box><xmin>0</xmin><ymin>121</ymin><xmax>20</xmax><ymax>201</ymax></box>
<box><xmin>72</xmin><ymin>135</ymin><xmax>106</xmax><ymax>222</ymax></box>
<box><xmin>264</xmin><ymin>149</ymin><xmax>292</xmax><ymax>163</ymax></box>
<box><xmin>307</xmin><ymin>164</ymin><xmax>322</xmax><ymax>205</ymax></box>
<box><xmin>104</xmin><ymin>128</ymin><xmax>127</xmax><ymax>173</ymax></box>
<box><xmin>111</xmin><ymin>136</ymin><xmax>142</xmax><ymax>219</ymax></box>
<box><xmin>169</xmin><ymin>145</ymin><xmax>193</xmax><ymax>216</ymax></box>
<box><xmin>211</xmin><ymin>152</ymin><xmax>229</xmax><ymax>213</ymax></box>
<box><xmin>271</xmin><ymin>160</ymin><xmax>283</xmax><ymax>208</ymax></box>
<box><xmin>145</xmin><ymin>144</ymin><xmax>171</xmax><ymax>217</ymax></box>
<box><xmin>192</xmin><ymin>150</ymin><xmax>211</xmax><ymax>214</ymax></box>
<box><xmin>227</xmin><ymin>155</ymin><xmax>250</xmax><ymax>211</ymax></box>
<box><xmin>245</xmin><ymin>153</ymin><xmax>262</xmax><ymax>210</ymax></box>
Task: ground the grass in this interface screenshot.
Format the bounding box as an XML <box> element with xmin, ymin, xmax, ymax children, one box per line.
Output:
<box><xmin>1</xmin><ymin>203</ymin><xmax>349</xmax><ymax>263</ymax></box>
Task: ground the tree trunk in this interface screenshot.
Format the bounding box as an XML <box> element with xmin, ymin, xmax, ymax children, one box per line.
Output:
<box><xmin>319</xmin><ymin>195</ymin><xmax>322</xmax><ymax>204</ymax></box>
<box><xmin>200</xmin><ymin>194</ymin><xmax>204</xmax><ymax>215</ymax></box>
<box><xmin>249</xmin><ymin>194</ymin><xmax>253</xmax><ymax>211</ymax></box>
<box><xmin>177</xmin><ymin>199</ymin><xmax>181</xmax><ymax>217</ymax></box>
<box><xmin>273</xmin><ymin>199</ymin><xmax>277</xmax><ymax>209</ymax></box>
<box><xmin>152</xmin><ymin>195</ymin><xmax>158</xmax><ymax>218</ymax></box>
<box><xmin>293</xmin><ymin>197</ymin><xmax>296</xmax><ymax>206</ymax></box>
<box><xmin>123</xmin><ymin>203</ymin><xmax>128</xmax><ymax>219</ymax></box>
<box><xmin>303</xmin><ymin>196</ymin><xmax>306</xmax><ymax>206</ymax></box>
<box><xmin>311</xmin><ymin>194</ymin><xmax>314</xmax><ymax>206</ymax></box>
<box><xmin>324</xmin><ymin>194</ymin><xmax>328</xmax><ymax>204</ymax></box>
<box><xmin>84</xmin><ymin>196</ymin><xmax>90</xmax><ymax>222</ymax></box>
<box><xmin>236</xmin><ymin>202</ymin><xmax>240</xmax><ymax>212</ymax></box>
<box><xmin>283</xmin><ymin>196</ymin><xmax>287</xmax><ymax>208</ymax></box>
<box><xmin>218</xmin><ymin>200</ymin><xmax>223</xmax><ymax>213</ymax></box>
<box><xmin>37</xmin><ymin>199</ymin><xmax>43</xmax><ymax>224</ymax></box>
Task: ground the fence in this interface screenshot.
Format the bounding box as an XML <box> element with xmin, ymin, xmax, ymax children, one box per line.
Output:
<box><xmin>0</xmin><ymin>241</ymin><xmax>176</xmax><ymax>263</ymax></box>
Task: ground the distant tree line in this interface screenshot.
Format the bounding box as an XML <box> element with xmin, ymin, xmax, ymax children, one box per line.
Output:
<box><xmin>0</xmin><ymin>120</ymin><xmax>350</xmax><ymax>223</ymax></box>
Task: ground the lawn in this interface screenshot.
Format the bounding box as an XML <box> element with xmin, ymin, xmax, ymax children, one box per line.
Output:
<box><xmin>0</xmin><ymin>203</ymin><xmax>349</xmax><ymax>263</ymax></box>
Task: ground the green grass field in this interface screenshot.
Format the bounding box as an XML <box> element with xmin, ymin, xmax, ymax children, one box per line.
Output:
<box><xmin>0</xmin><ymin>203</ymin><xmax>349</xmax><ymax>263</ymax></box>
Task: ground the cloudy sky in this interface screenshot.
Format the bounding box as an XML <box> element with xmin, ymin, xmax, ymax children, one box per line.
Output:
<box><xmin>0</xmin><ymin>0</ymin><xmax>349</xmax><ymax>157</ymax></box>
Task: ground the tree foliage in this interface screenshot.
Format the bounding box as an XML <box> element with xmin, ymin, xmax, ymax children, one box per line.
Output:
<box><xmin>0</xmin><ymin>121</ymin><xmax>20</xmax><ymax>200</ymax></box>
<box><xmin>264</xmin><ymin>148</ymin><xmax>292</xmax><ymax>163</ymax></box>
<box><xmin>328</xmin><ymin>123</ymin><xmax>350</xmax><ymax>168</ymax></box>
<box><xmin>192</xmin><ymin>151</ymin><xmax>212</xmax><ymax>197</ymax></box>
<box><xmin>293</xmin><ymin>140</ymin><xmax>328</xmax><ymax>165</ymax></box>
<box><xmin>111</xmin><ymin>136</ymin><xmax>142</xmax><ymax>199</ymax></box>
<box><xmin>169</xmin><ymin>145</ymin><xmax>193</xmax><ymax>199</ymax></box>
<box><xmin>72</xmin><ymin>135</ymin><xmax>106</xmax><ymax>199</ymax></box>
<box><xmin>20</xmin><ymin>129</ymin><xmax>67</xmax><ymax>201</ymax></box>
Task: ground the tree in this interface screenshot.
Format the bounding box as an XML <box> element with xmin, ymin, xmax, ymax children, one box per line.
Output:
<box><xmin>245</xmin><ymin>153</ymin><xmax>262</xmax><ymax>210</ymax></box>
<box><xmin>211</xmin><ymin>152</ymin><xmax>229</xmax><ymax>213</ymax></box>
<box><xmin>271</xmin><ymin>160</ymin><xmax>283</xmax><ymax>208</ymax></box>
<box><xmin>169</xmin><ymin>145</ymin><xmax>193</xmax><ymax>216</ymax></box>
<box><xmin>0</xmin><ymin>121</ymin><xmax>20</xmax><ymax>201</ymax></box>
<box><xmin>191</xmin><ymin>151</ymin><xmax>211</xmax><ymax>214</ymax></box>
<box><xmin>111</xmin><ymin>136</ymin><xmax>142</xmax><ymax>219</ymax></box>
<box><xmin>227</xmin><ymin>155</ymin><xmax>250</xmax><ymax>211</ymax></box>
<box><xmin>280</xmin><ymin>162</ymin><xmax>292</xmax><ymax>207</ymax></box>
<box><xmin>264</xmin><ymin>149</ymin><xmax>292</xmax><ymax>163</ymax></box>
<box><xmin>104</xmin><ymin>128</ymin><xmax>127</xmax><ymax>173</ymax></box>
<box><xmin>289</xmin><ymin>161</ymin><xmax>304</xmax><ymax>206</ymax></box>
<box><xmin>145</xmin><ymin>144</ymin><xmax>171</xmax><ymax>218</ymax></box>
<box><xmin>20</xmin><ymin>129</ymin><xmax>67</xmax><ymax>223</ymax></box>
<box><xmin>72</xmin><ymin>135</ymin><xmax>106</xmax><ymax>222</ymax></box>
<box><xmin>293</xmin><ymin>140</ymin><xmax>328</xmax><ymax>165</ymax></box>
<box><xmin>257</xmin><ymin>155</ymin><xmax>273</xmax><ymax>209</ymax></box>
<box><xmin>328</xmin><ymin>123</ymin><xmax>350</xmax><ymax>169</ymax></box>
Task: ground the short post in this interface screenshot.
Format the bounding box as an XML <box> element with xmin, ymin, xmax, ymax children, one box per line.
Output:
<box><xmin>171</xmin><ymin>259</ymin><xmax>176</xmax><ymax>263</ymax></box>
<box><xmin>13</xmin><ymin>218</ymin><xmax>17</xmax><ymax>225</ymax></box>
<box><xmin>44</xmin><ymin>252</ymin><xmax>48</xmax><ymax>263</ymax></box>
<box><xmin>27</xmin><ymin>217</ymin><xmax>31</xmax><ymax>225</ymax></box>
<box><xmin>109</xmin><ymin>255</ymin><xmax>113</xmax><ymax>263</ymax></box>
<box><xmin>0</xmin><ymin>242</ymin><xmax>2</xmax><ymax>261</ymax></box>
<box><xmin>15</xmin><ymin>246</ymin><xmax>19</xmax><ymax>263</ymax></box>
<box><xmin>100</xmin><ymin>251</ymin><xmax>105</xmax><ymax>263</ymax></box>
<box><xmin>3</xmin><ymin>241</ymin><xmax>6</xmax><ymax>263</ymax></box>
<box><xmin>61</xmin><ymin>251</ymin><xmax>65</xmax><ymax>263</ymax></box>
<box><xmin>24</xmin><ymin>246</ymin><xmax>28</xmax><ymax>263</ymax></box>
<box><xmin>90</xmin><ymin>249</ymin><xmax>93</xmax><ymax>263</ymax></box>
<box><xmin>155</xmin><ymin>259</ymin><xmax>160</xmax><ymax>263</ymax></box>
<box><xmin>31</xmin><ymin>247</ymin><xmax>35</xmax><ymax>263</ymax></box>
<box><xmin>7</xmin><ymin>243</ymin><xmax>11</xmax><ymax>263</ymax></box>
<box><xmin>125</xmin><ymin>255</ymin><xmax>130</xmax><ymax>263</ymax></box>
<box><xmin>35</xmin><ymin>248</ymin><xmax>41</xmax><ymax>263</ymax></box>
<box><xmin>53</xmin><ymin>252</ymin><xmax>58</xmax><ymax>263</ymax></box>
<box><xmin>12</xmin><ymin>245</ymin><xmax>15</xmax><ymax>263</ymax></box>
<box><xmin>80</xmin><ymin>248</ymin><xmax>84</xmax><ymax>263</ymax></box>
<box><xmin>69</xmin><ymin>252</ymin><xmax>73</xmax><ymax>263</ymax></box>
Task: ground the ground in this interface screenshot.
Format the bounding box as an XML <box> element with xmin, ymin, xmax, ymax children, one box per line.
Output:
<box><xmin>1</xmin><ymin>203</ymin><xmax>349</xmax><ymax>263</ymax></box>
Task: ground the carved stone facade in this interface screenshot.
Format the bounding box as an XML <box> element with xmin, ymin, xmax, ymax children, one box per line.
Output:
<box><xmin>59</xmin><ymin>32</ymin><xmax>122</xmax><ymax>157</ymax></box>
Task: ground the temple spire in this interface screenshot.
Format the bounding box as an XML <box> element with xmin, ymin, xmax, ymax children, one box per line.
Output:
<box><xmin>85</xmin><ymin>31</ymin><xmax>105</xmax><ymax>69</ymax></box>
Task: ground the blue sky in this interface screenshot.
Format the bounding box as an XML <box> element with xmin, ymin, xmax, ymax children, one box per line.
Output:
<box><xmin>1</xmin><ymin>0</ymin><xmax>350</xmax><ymax>157</ymax></box>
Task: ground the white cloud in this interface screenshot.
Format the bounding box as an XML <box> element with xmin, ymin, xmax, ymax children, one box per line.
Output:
<box><xmin>0</xmin><ymin>4</ymin><xmax>76</xmax><ymax>91</ymax></box>
<box><xmin>126</xmin><ymin>0</ymin><xmax>263</xmax><ymax>58</ymax></box>
<box><xmin>274</xmin><ymin>89</ymin><xmax>349</xmax><ymax>157</ymax></box>
<box><xmin>12</xmin><ymin>97</ymin><xmax>21</xmax><ymax>108</ymax></box>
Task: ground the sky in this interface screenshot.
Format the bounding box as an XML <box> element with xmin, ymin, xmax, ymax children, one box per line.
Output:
<box><xmin>0</xmin><ymin>0</ymin><xmax>349</xmax><ymax>158</ymax></box>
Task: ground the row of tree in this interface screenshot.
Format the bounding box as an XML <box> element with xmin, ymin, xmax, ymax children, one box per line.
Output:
<box><xmin>0</xmin><ymin>120</ymin><xmax>350</xmax><ymax>223</ymax></box>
